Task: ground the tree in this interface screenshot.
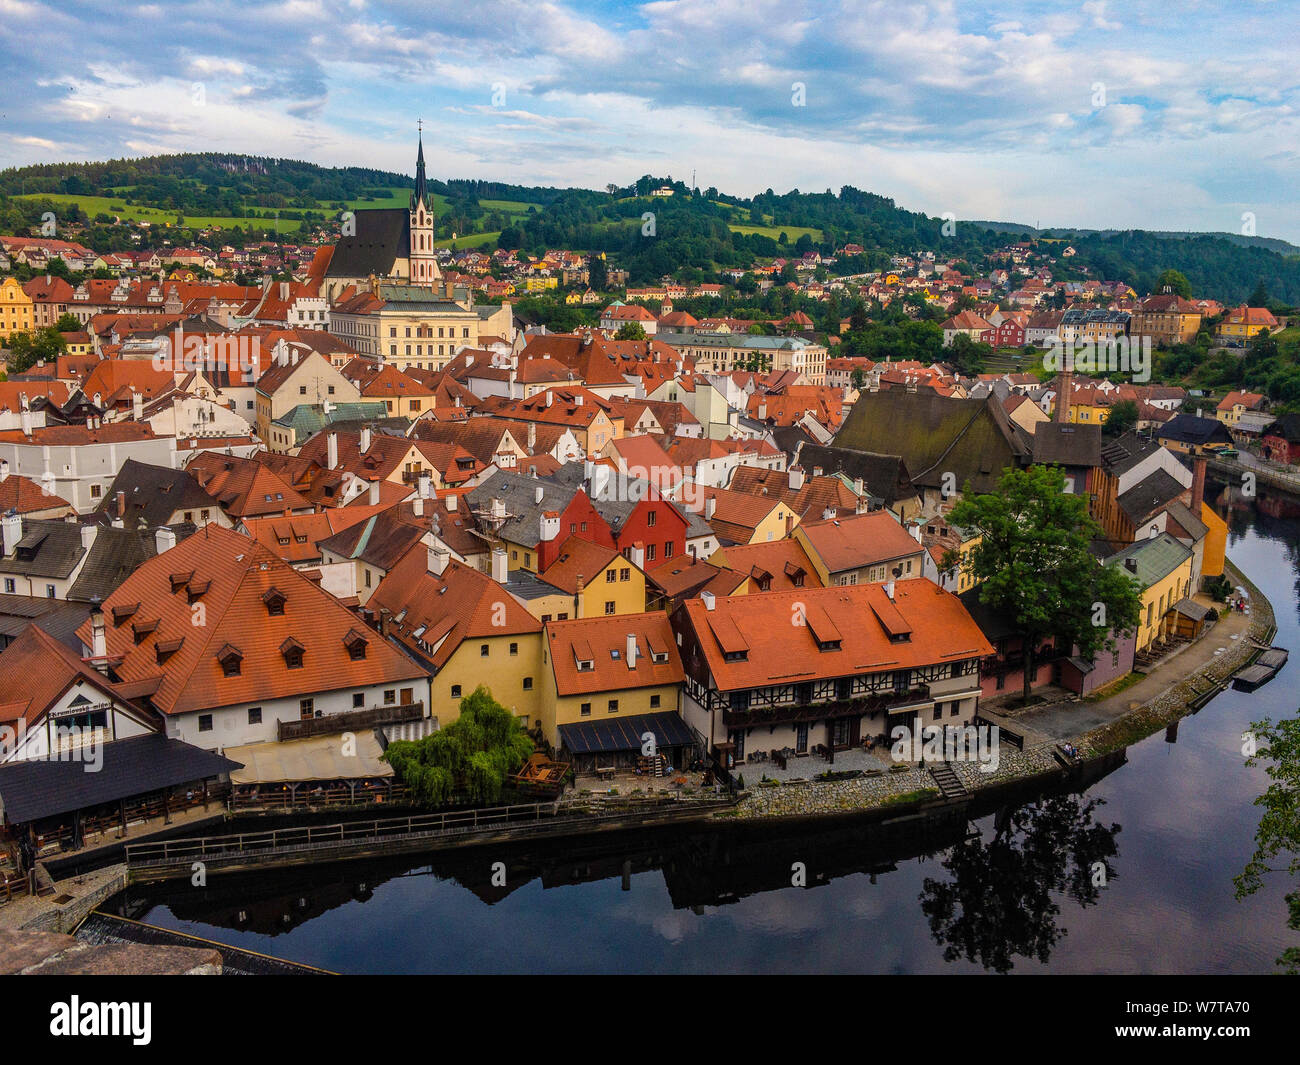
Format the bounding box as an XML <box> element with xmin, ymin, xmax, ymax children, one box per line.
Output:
<box><xmin>1155</xmin><ymin>269</ymin><xmax>1192</xmax><ymax>299</ymax></box>
<box><xmin>382</xmin><ymin>685</ymin><xmax>534</xmax><ymax>807</ymax></box>
<box><xmin>1236</xmin><ymin>713</ymin><xmax>1300</xmax><ymax>973</ymax></box>
<box><xmin>4</xmin><ymin>327</ymin><xmax>66</xmax><ymax>374</ymax></box>
<box><xmin>1248</xmin><ymin>280</ymin><xmax>1271</xmax><ymax>308</ymax></box>
<box><xmin>614</xmin><ymin>321</ymin><xmax>647</xmax><ymax>340</ymax></box>
<box><xmin>587</xmin><ymin>254</ymin><xmax>607</xmax><ymax>291</ymax></box>
<box><xmin>1103</xmin><ymin>399</ymin><xmax>1139</xmax><ymax>437</ymax></box>
<box><xmin>945</xmin><ymin>465</ymin><xmax>1143</xmax><ymax>704</ymax></box>
<box><xmin>54</xmin><ymin>312</ymin><xmax>82</xmax><ymax>333</ymax></box>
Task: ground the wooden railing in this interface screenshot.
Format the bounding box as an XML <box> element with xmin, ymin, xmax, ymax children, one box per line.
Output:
<box><xmin>277</xmin><ymin>702</ymin><xmax>425</xmax><ymax>742</ymax></box>
<box><xmin>125</xmin><ymin>801</ymin><xmax>560</xmax><ymax>867</ymax></box>
<box><xmin>230</xmin><ymin>782</ymin><xmax>410</xmax><ymax>809</ymax></box>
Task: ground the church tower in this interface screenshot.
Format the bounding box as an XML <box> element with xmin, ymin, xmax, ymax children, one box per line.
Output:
<box><xmin>408</xmin><ymin>128</ymin><xmax>440</xmax><ymax>285</ymax></box>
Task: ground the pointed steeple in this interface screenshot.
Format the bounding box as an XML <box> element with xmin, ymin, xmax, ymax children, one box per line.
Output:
<box><xmin>411</xmin><ymin>125</ymin><xmax>429</xmax><ymax>212</ymax></box>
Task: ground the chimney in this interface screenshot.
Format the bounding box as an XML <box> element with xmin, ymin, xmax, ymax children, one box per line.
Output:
<box><xmin>626</xmin><ymin>633</ymin><xmax>638</xmax><ymax>670</ymax></box>
<box><xmin>1191</xmin><ymin>456</ymin><xmax>1206</xmax><ymax>514</ymax></box>
<box><xmin>418</xmin><ymin>472</ymin><xmax>432</xmax><ymax>499</ymax></box>
<box><xmin>0</xmin><ymin>510</ymin><xmax>20</xmax><ymax>556</ymax></box>
<box><xmin>428</xmin><ymin>542</ymin><xmax>450</xmax><ymax>577</ymax></box>
<box><xmin>20</xmin><ymin>410</ymin><xmax>32</xmax><ymax>437</ymax></box>
<box><xmin>413</xmin><ymin>495</ymin><xmax>424</xmax><ymax>517</ymax></box>
<box><xmin>1056</xmin><ymin>370</ymin><xmax>1072</xmax><ymax>423</ymax></box>
<box><xmin>534</xmin><ymin>485</ymin><xmax>544</xmax><ymax>505</ymax></box>
<box><xmin>527</xmin><ymin>423</ymin><xmax>536</xmax><ymax>453</ymax></box>
<box><xmin>132</xmin><ymin>391</ymin><xmax>144</xmax><ymax>422</ymax></box>
<box><xmin>491</xmin><ymin>546</ymin><xmax>507</xmax><ymax>583</ymax></box>
<box><xmin>445</xmin><ymin>492</ymin><xmax>458</xmax><ymax>512</ymax></box>
<box><xmin>279</xmin><ymin>281</ymin><xmax>289</xmax><ymax>302</ymax></box>
<box><xmin>757</xmin><ymin>401</ymin><xmax>767</xmax><ymax>421</ymax></box>
<box><xmin>327</xmin><ymin>431</ymin><xmax>339</xmax><ymax>470</ymax></box>
<box><xmin>155</xmin><ymin>526</ymin><xmax>176</xmax><ymax>554</ymax></box>
<box><xmin>360</xmin><ymin>426</ymin><xmax>372</xmax><ymax>453</ymax></box>
<box><xmin>90</xmin><ymin>602</ymin><xmax>107</xmax><ymax>662</ymax></box>
<box><xmin>116</xmin><ymin>490</ymin><xmax>126</xmax><ymax>519</ymax></box>
<box><xmin>368</xmin><ymin>479</ymin><xmax>380</xmax><ymax>505</ymax></box>
<box><xmin>545</xmin><ymin>391</ymin><xmax>553</xmax><ymax>407</ymax></box>
<box><xmin>884</xmin><ymin>580</ymin><xmax>895</xmax><ymax>601</ymax></box>
<box><xmin>1125</xmin><ymin>556</ymin><xmax>1138</xmax><ymax>573</ymax></box>
<box><xmin>540</xmin><ymin>510</ymin><xmax>560</xmax><ymax>542</ymax></box>
<box><xmin>0</xmin><ymin>460</ymin><xmax>7</xmax><ymax>483</ymax></box>
<box><xmin>80</xmin><ymin>524</ymin><xmax>98</xmax><ymax>553</ymax></box>
<box><xmin>701</xmin><ymin>589</ymin><xmax>716</xmax><ymax>611</ymax></box>
<box><xmin>704</xmin><ymin>495</ymin><xmax>717</xmax><ymax>520</ymax></box>
<box><xmin>630</xmin><ymin>542</ymin><xmax>645</xmax><ymax>569</ymax></box>
<box><xmin>788</xmin><ymin>465</ymin><xmax>805</xmax><ymax>491</ymax></box>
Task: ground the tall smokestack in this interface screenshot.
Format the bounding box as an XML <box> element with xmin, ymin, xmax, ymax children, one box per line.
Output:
<box><xmin>1191</xmin><ymin>455</ymin><xmax>1206</xmax><ymax>515</ymax></box>
<box><xmin>1056</xmin><ymin>370</ymin><xmax>1072</xmax><ymax>424</ymax></box>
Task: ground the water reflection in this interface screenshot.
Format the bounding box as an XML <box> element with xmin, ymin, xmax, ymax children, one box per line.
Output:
<box><xmin>920</xmin><ymin>795</ymin><xmax>1120</xmax><ymax>974</ymax></box>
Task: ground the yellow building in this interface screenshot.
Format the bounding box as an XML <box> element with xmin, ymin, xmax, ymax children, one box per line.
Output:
<box><xmin>1200</xmin><ymin>502</ymin><xmax>1227</xmax><ymax>579</ymax></box>
<box><xmin>0</xmin><ymin>277</ymin><xmax>35</xmax><ymax>340</ymax></box>
<box><xmin>540</xmin><ymin>612</ymin><xmax>686</xmax><ymax>759</ymax></box>
<box><xmin>506</xmin><ymin>537</ymin><xmax>648</xmax><ymax>622</ymax></box>
<box><xmin>1217</xmin><ymin>305</ymin><xmax>1277</xmax><ymax>342</ymax></box>
<box><xmin>1106</xmin><ymin>533</ymin><xmax>1195</xmax><ymax>653</ymax></box>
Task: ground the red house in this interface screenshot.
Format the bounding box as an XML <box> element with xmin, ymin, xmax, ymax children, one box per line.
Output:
<box><xmin>608</xmin><ymin>490</ymin><xmax>689</xmax><ymax>569</ymax></box>
<box><xmin>1262</xmin><ymin>414</ymin><xmax>1300</xmax><ymax>466</ymax></box>
<box><xmin>980</xmin><ymin>319</ymin><xmax>1026</xmax><ymax>348</ymax></box>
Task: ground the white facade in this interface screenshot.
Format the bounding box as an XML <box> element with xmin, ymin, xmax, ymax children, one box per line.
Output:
<box><xmin>0</xmin><ymin>434</ymin><xmax>178</xmax><ymax>513</ymax></box>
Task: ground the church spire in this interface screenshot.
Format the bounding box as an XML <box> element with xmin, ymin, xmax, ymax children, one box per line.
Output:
<box><xmin>411</xmin><ymin>123</ymin><xmax>429</xmax><ymax>212</ymax></box>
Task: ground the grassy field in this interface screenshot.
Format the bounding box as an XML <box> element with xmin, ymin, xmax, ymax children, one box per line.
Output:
<box><xmin>478</xmin><ymin>198</ymin><xmax>540</xmax><ymax>215</ymax></box>
<box><xmin>729</xmin><ymin>222</ymin><xmax>823</xmax><ymax>243</ymax></box>
<box><xmin>15</xmin><ymin>193</ymin><xmax>308</xmax><ymax>233</ymax></box>
<box><xmin>437</xmin><ymin>230</ymin><xmax>500</xmax><ymax>249</ymax></box>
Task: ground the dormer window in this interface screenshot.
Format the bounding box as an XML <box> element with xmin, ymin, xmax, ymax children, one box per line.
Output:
<box><xmin>263</xmin><ymin>587</ymin><xmax>286</xmax><ymax>616</ymax></box>
<box><xmin>343</xmin><ymin>629</ymin><xmax>368</xmax><ymax>661</ymax></box>
<box><xmin>280</xmin><ymin>637</ymin><xmax>304</xmax><ymax>669</ymax></box>
<box><xmin>169</xmin><ymin>571</ymin><xmax>194</xmax><ymax>593</ymax></box>
<box><xmin>155</xmin><ymin>636</ymin><xmax>183</xmax><ymax>665</ymax></box>
<box><xmin>217</xmin><ymin>643</ymin><xmax>243</xmax><ymax>677</ymax></box>
<box><xmin>111</xmin><ymin>602</ymin><xmax>140</xmax><ymax>626</ymax></box>
<box><xmin>132</xmin><ymin>617</ymin><xmax>159</xmax><ymax>645</ymax></box>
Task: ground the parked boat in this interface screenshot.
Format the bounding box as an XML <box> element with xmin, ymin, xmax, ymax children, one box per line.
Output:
<box><xmin>1232</xmin><ymin>646</ymin><xmax>1289</xmax><ymax>691</ymax></box>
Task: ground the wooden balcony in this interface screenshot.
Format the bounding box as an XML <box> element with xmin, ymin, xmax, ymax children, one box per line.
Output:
<box><xmin>721</xmin><ymin>686</ymin><xmax>931</xmax><ymax>728</ymax></box>
<box><xmin>277</xmin><ymin>702</ymin><xmax>425</xmax><ymax>742</ymax></box>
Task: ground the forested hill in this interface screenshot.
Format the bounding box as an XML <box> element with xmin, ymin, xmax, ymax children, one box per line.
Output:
<box><xmin>2</xmin><ymin>152</ymin><xmax>1298</xmax><ymax>304</ymax></box>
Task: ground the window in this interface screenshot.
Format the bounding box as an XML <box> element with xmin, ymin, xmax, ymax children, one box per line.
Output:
<box><xmin>300</xmin><ymin>698</ymin><xmax>313</xmax><ymax>718</ymax></box>
<box><xmin>523</xmin><ymin>677</ymin><xmax>533</xmax><ymax>690</ymax></box>
<box><xmin>650</xmin><ymin>694</ymin><xmax>661</xmax><ymax>708</ymax></box>
<box><xmin>606</xmin><ymin>570</ymin><xmax>616</xmax><ymax>583</ymax></box>
<box><xmin>950</xmin><ymin>701</ymin><xmax>960</xmax><ymax>717</ymax></box>
<box><xmin>46</xmin><ymin>585</ymin><xmax>55</xmax><ymax>599</ymax></box>
<box><xmin>90</xmin><ymin>484</ymin><xmax>102</xmax><ymax>499</ymax></box>
<box><xmin>353</xmin><ymin>693</ymin><xmax>364</xmax><ymax>708</ymax></box>
<box><xmin>647</xmin><ymin>511</ymin><xmax>657</xmax><ymax>527</ymax></box>
<box><xmin>451</xmin><ymin>684</ymin><xmax>462</xmax><ymax>699</ymax></box>
<box><xmin>620</xmin><ymin>568</ymin><xmax>630</xmax><ymax>581</ymax></box>
<box><xmin>248</xmin><ymin>707</ymin><xmax>262</xmax><ymax>725</ymax></box>
<box><xmin>384</xmin><ymin>690</ymin><xmax>396</xmax><ymax>705</ymax></box>
<box><xmin>608</xmin><ymin>699</ymin><xmax>619</xmax><ymax>714</ymax></box>
<box><xmin>3</xmin><ymin>579</ymin><xmax>13</xmax><ymax>594</ymax></box>
<box><xmin>509</xmin><ymin>642</ymin><xmax>518</xmax><ymax>656</ymax></box>
<box><xmin>480</xmin><ymin>644</ymin><xmax>489</xmax><ymax>657</ymax></box>
<box><xmin>580</xmin><ymin>702</ymin><xmax>591</xmax><ymax>717</ymax></box>
<box><xmin>646</xmin><ymin>544</ymin><xmax>656</xmax><ymax>561</ymax></box>
<box><xmin>299</xmin><ymin>385</ymin><xmax>307</xmax><ymax>395</ymax></box>
<box><xmin>933</xmin><ymin>704</ymin><xmax>943</xmax><ymax>720</ymax></box>
<box><xmin>665</xmin><ymin>542</ymin><xmax>674</xmax><ymax>558</ymax></box>
<box><xmin>198</xmin><ymin>714</ymin><xmax>213</xmax><ymax>732</ymax></box>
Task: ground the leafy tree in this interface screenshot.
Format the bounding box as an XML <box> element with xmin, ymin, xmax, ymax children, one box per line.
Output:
<box><xmin>1236</xmin><ymin>712</ymin><xmax>1300</xmax><ymax>973</ymax></box>
<box><xmin>945</xmin><ymin>465</ymin><xmax>1143</xmax><ymax>703</ymax></box>
<box><xmin>1103</xmin><ymin>398</ymin><xmax>1139</xmax><ymax>437</ymax></box>
<box><xmin>1156</xmin><ymin>269</ymin><xmax>1192</xmax><ymax>299</ymax></box>
<box><xmin>614</xmin><ymin>321</ymin><xmax>647</xmax><ymax>340</ymax></box>
<box><xmin>382</xmin><ymin>686</ymin><xmax>534</xmax><ymax>807</ymax></box>
<box><xmin>5</xmin><ymin>327</ymin><xmax>67</xmax><ymax>374</ymax></box>
<box><xmin>54</xmin><ymin>312</ymin><xmax>82</xmax><ymax>332</ymax></box>
<box><xmin>587</xmin><ymin>254</ymin><xmax>607</xmax><ymax>291</ymax></box>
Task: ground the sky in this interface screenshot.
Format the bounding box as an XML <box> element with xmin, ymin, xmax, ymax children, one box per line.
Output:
<box><xmin>1</xmin><ymin>0</ymin><xmax>1297</xmax><ymax>242</ymax></box>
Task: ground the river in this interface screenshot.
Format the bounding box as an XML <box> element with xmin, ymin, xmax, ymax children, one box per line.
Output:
<box><xmin>105</xmin><ymin>481</ymin><xmax>1300</xmax><ymax>973</ymax></box>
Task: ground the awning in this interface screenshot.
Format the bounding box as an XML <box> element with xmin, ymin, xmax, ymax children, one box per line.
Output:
<box><xmin>1171</xmin><ymin>598</ymin><xmax>1214</xmax><ymax>621</ymax></box>
<box><xmin>0</xmin><ymin>734</ymin><xmax>240</xmax><ymax>825</ymax></box>
<box><xmin>558</xmin><ymin>711</ymin><xmax>695</xmax><ymax>757</ymax></box>
<box><xmin>225</xmin><ymin>731</ymin><xmax>392</xmax><ymax>785</ymax></box>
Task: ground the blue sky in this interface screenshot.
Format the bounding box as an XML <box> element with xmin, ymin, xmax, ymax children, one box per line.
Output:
<box><xmin>2</xmin><ymin>0</ymin><xmax>1298</xmax><ymax>241</ymax></box>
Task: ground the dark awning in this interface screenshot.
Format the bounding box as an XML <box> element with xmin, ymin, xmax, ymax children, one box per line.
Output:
<box><xmin>558</xmin><ymin>712</ymin><xmax>695</xmax><ymax>757</ymax></box>
<box><xmin>0</xmin><ymin>733</ymin><xmax>241</xmax><ymax>825</ymax></box>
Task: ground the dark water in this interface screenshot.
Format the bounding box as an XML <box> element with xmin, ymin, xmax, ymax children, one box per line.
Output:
<box><xmin>109</xmin><ymin>483</ymin><xmax>1300</xmax><ymax>973</ymax></box>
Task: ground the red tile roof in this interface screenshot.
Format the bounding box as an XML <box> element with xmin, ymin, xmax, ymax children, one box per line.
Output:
<box><xmin>545</xmin><ymin>611</ymin><xmax>683</xmax><ymax>696</ymax></box>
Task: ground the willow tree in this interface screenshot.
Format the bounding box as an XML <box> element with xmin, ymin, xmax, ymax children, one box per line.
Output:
<box><xmin>945</xmin><ymin>465</ymin><xmax>1142</xmax><ymax>704</ymax></box>
<box><xmin>383</xmin><ymin>686</ymin><xmax>534</xmax><ymax>807</ymax></box>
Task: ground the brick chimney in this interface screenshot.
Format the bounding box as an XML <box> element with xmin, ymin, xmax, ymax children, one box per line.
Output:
<box><xmin>1191</xmin><ymin>455</ymin><xmax>1206</xmax><ymax>515</ymax></box>
<box><xmin>1056</xmin><ymin>370</ymin><xmax>1072</xmax><ymax>423</ymax></box>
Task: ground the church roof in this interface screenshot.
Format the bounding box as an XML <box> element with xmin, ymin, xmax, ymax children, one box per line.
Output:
<box><xmin>325</xmin><ymin>208</ymin><xmax>410</xmax><ymax>280</ymax></box>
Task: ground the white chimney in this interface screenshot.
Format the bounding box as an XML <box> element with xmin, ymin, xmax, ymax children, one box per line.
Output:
<box><xmin>545</xmin><ymin>391</ymin><xmax>553</xmax><ymax>407</ymax></box>
<box><xmin>701</xmin><ymin>589</ymin><xmax>716</xmax><ymax>611</ymax></box>
<box><xmin>413</xmin><ymin>495</ymin><xmax>424</xmax><ymax>517</ymax></box>
<box><xmin>491</xmin><ymin>546</ymin><xmax>508</xmax><ymax>583</ymax></box>
<box><xmin>0</xmin><ymin>511</ymin><xmax>20</xmax><ymax>555</ymax></box>
<box><xmin>445</xmin><ymin>492</ymin><xmax>458</xmax><ymax>512</ymax></box>
<box><xmin>0</xmin><ymin>460</ymin><xmax>8</xmax><ymax>482</ymax></box>
<box><xmin>360</xmin><ymin>427</ymin><xmax>372</xmax><ymax>453</ymax></box>
<box><xmin>629</xmin><ymin>542</ymin><xmax>645</xmax><ymax>570</ymax></box>
<box><xmin>327</xmin><ymin>431</ymin><xmax>339</xmax><ymax>470</ymax></box>
<box><xmin>368</xmin><ymin>479</ymin><xmax>380</xmax><ymax>505</ymax></box>
<box><xmin>788</xmin><ymin>465</ymin><xmax>805</xmax><ymax>491</ymax></box>
<box><xmin>428</xmin><ymin>542</ymin><xmax>450</xmax><ymax>577</ymax></box>
<box><xmin>418</xmin><ymin>472</ymin><xmax>432</xmax><ymax>499</ymax></box>
<box><xmin>80</xmin><ymin>524</ymin><xmax>98</xmax><ymax>552</ymax></box>
<box><xmin>90</xmin><ymin>604</ymin><xmax>106</xmax><ymax>661</ymax></box>
<box><xmin>626</xmin><ymin>633</ymin><xmax>638</xmax><ymax>669</ymax></box>
<box><xmin>704</xmin><ymin>495</ymin><xmax>717</xmax><ymax>520</ymax></box>
<box><xmin>534</xmin><ymin>485</ymin><xmax>544</xmax><ymax>505</ymax></box>
<box><xmin>20</xmin><ymin>410</ymin><xmax>32</xmax><ymax>437</ymax></box>
<box><xmin>540</xmin><ymin>511</ymin><xmax>560</xmax><ymax>542</ymax></box>
<box><xmin>155</xmin><ymin>526</ymin><xmax>176</xmax><ymax>554</ymax></box>
<box><xmin>884</xmin><ymin>580</ymin><xmax>895</xmax><ymax>601</ymax></box>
